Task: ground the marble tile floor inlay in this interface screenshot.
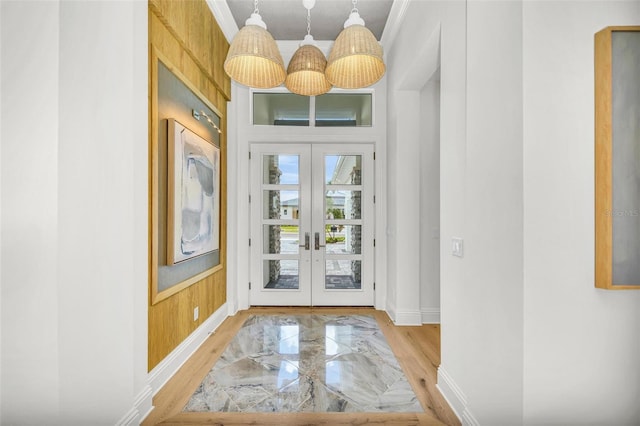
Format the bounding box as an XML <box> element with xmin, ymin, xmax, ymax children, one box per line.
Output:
<box><xmin>184</xmin><ymin>315</ymin><xmax>423</xmax><ymax>413</ymax></box>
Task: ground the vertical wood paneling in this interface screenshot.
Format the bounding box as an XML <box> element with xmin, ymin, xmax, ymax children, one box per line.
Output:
<box><xmin>148</xmin><ymin>0</ymin><xmax>230</xmax><ymax>371</ymax></box>
<box><xmin>149</xmin><ymin>0</ymin><xmax>230</xmax><ymax>100</ymax></box>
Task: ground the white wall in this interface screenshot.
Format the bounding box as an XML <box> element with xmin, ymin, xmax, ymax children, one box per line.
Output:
<box><xmin>388</xmin><ymin>1</ymin><xmax>640</xmax><ymax>425</ymax></box>
<box><xmin>387</xmin><ymin>88</ymin><xmax>422</xmax><ymax>323</ymax></box>
<box><xmin>523</xmin><ymin>2</ymin><xmax>640</xmax><ymax>424</ymax></box>
<box><xmin>387</xmin><ymin>0</ymin><xmax>524</xmax><ymax>423</ymax></box>
<box><xmin>1</xmin><ymin>1</ymin><xmax>150</xmax><ymax>423</ymax></box>
<box><xmin>1</xmin><ymin>2</ymin><xmax>61</xmax><ymax>421</ymax></box>
<box><xmin>419</xmin><ymin>73</ymin><xmax>441</xmax><ymax>323</ymax></box>
<box><xmin>386</xmin><ymin>0</ymin><xmax>470</xmax><ymax>386</ymax></box>
<box><xmin>385</xmin><ymin>1</ymin><xmax>459</xmax><ymax>327</ymax></box>
<box><xmin>461</xmin><ymin>2</ymin><xmax>524</xmax><ymax>422</ymax></box>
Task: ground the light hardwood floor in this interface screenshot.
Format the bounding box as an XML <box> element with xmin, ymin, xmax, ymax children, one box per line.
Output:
<box><xmin>143</xmin><ymin>307</ymin><xmax>460</xmax><ymax>426</ymax></box>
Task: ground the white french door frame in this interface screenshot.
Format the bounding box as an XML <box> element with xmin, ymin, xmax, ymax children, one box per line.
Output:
<box><xmin>249</xmin><ymin>143</ymin><xmax>375</xmax><ymax>306</ymax></box>
<box><xmin>249</xmin><ymin>144</ymin><xmax>312</xmax><ymax>305</ymax></box>
<box><xmin>310</xmin><ymin>144</ymin><xmax>375</xmax><ymax>306</ymax></box>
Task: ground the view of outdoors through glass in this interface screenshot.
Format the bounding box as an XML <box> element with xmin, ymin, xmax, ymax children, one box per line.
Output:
<box><xmin>262</xmin><ymin>154</ymin><xmax>363</xmax><ymax>290</ymax></box>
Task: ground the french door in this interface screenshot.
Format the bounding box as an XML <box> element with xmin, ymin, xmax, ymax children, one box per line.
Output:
<box><xmin>249</xmin><ymin>143</ymin><xmax>374</xmax><ymax>306</ymax></box>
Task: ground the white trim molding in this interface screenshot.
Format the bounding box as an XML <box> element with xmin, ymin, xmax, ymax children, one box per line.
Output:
<box><xmin>116</xmin><ymin>385</ymin><xmax>153</xmax><ymax>426</ymax></box>
<box><xmin>420</xmin><ymin>308</ymin><xmax>441</xmax><ymax>324</ymax></box>
<box><xmin>437</xmin><ymin>366</ymin><xmax>479</xmax><ymax>426</ymax></box>
<box><xmin>393</xmin><ymin>310</ymin><xmax>422</xmax><ymax>326</ymax></box>
<box><xmin>147</xmin><ymin>303</ymin><xmax>229</xmax><ymax>397</ymax></box>
<box><xmin>386</xmin><ymin>301</ymin><xmax>397</xmax><ymax>323</ymax></box>
<box><xmin>380</xmin><ymin>0</ymin><xmax>411</xmax><ymax>54</ymax></box>
<box><xmin>385</xmin><ymin>303</ymin><xmax>423</xmax><ymax>326</ymax></box>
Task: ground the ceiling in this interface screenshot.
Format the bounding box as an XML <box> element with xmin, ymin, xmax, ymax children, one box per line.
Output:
<box><xmin>226</xmin><ymin>0</ymin><xmax>394</xmax><ymax>41</ymax></box>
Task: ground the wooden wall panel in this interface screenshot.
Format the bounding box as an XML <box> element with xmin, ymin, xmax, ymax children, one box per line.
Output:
<box><xmin>149</xmin><ymin>275</ymin><xmax>227</xmax><ymax>369</ymax></box>
<box><xmin>149</xmin><ymin>0</ymin><xmax>230</xmax><ymax>371</ymax></box>
<box><xmin>149</xmin><ymin>0</ymin><xmax>231</xmax><ymax>100</ymax></box>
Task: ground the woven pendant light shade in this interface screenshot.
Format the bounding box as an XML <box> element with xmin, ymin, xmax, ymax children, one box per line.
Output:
<box><xmin>224</xmin><ymin>24</ymin><xmax>286</xmax><ymax>89</ymax></box>
<box><xmin>325</xmin><ymin>24</ymin><xmax>385</xmax><ymax>89</ymax></box>
<box><xmin>285</xmin><ymin>44</ymin><xmax>332</xmax><ymax>96</ymax></box>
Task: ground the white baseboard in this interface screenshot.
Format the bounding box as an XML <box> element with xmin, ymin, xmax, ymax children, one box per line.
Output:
<box><xmin>437</xmin><ymin>366</ymin><xmax>479</xmax><ymax>426</ymax></box>
<box><xmin>116</xmin><ymin>408</ymin><xmax>138</xmax><ymax>426</ymax></box>
<box><xmin>386</xmin><ymin>302</ymin><xmax>422</xmax><ymax>326</ymax></box>
<box><xmin>386</xmin><ymin>302</ymin><xmax>397</xmax><ymax>323</ymax></box>
<box><xmin>421</xmin><ymin>307</ymin><xmax>440</xmax><ymax>324</ymax></box>
<box><xmin>116</xmin><ymin>385</ymin><xmax>153</xmax><ymax>426</ymax></box>
<box><xmin>393</xmin><ymin>310</ymin><xmax>422</xmax><ymax>326</ymax></box>
<box><xmin>147</xmin><ymin>303</ymin><xmax>229</xmax><ymax>397</ymax></box>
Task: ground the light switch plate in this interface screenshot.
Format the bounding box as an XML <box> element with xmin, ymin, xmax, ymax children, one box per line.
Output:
<box><xmin>452</xmin><ymin>237</ymin><xmax>464</xmax><ymax>257</ymax></box>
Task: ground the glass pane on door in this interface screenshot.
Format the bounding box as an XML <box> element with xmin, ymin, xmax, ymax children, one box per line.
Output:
<box><xmin>262</xmin><ymin>154</ymin><xmax>300</xmax><ymax>184</ymax></box>
<box><xmin>324</xmin><ymin>225</ymin><xmax>361</xmax><ymax>254</ymax></box>
<box><xmin>326</xmin><ymin>191</ymin><xmax>362</xmax><ymax>220</ymax></box>
<box><xmin>325</xmin><ymin>155</ymin><xmax>362</xmax><ymax>185</ymax></box>
<box><xmin>263</xmin><ymin>225</ymin><xmax>299</xmax><ymax>254</ymax></box>
<box><xmin>263</xmin><ymin>190</ymin><xmax>299</xmax><ymax>219</ymax></box>
<box><xmin>325</xmin><ymin>260</ymin><xmax>362</xmax><ymax>289</ymax></box>
<box><xmin>263</xmin><ymin>259</ymin><xmax>299</xmax><ymax>289</ymax></box>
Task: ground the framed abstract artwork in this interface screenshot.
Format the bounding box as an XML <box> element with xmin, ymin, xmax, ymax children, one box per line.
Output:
<box><xmin>167</xmin><ymin>119</ymin><xmax>220</xmax><ymax>265</ymax></box>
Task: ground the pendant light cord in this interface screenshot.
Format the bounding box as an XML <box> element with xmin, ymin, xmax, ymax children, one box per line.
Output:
<box><xmin>351</xmin><ymin>0</ymin><xmax>358</xmax><ymax>14</ymax></box>
<box><xmin>254</xmin><ymin>0</ymin><xmax>259</xmax><ymax>15</ymax></box>
<box><xmin>307</xmin><ymin>8</ymin><xmax>311</xmax><ymax>36</ymax></box>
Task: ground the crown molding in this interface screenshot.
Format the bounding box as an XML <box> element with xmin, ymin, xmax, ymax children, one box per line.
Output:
<box><xmin>380</xmin><ymin>0</ymin><xmax>411</xmax><ymax>53</ymax></box>
<box><xmin>206</xmin><ymin>0</ymin><xmax>239</xmax><ymax>43</ymax></box>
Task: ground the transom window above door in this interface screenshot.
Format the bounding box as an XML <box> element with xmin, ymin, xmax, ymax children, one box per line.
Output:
<box><xmin>252</xmin><ymin>92</ymin><xmax>373</xmax><ymax>127</ymax></box>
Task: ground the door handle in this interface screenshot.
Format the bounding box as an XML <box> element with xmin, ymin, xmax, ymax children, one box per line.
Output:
<box><xmin>299</xmin><ymin>232</ymin><xmax>310</xmax><ymax>250</ymax></box>
<box><xmin>315</xmin><ymin>232</ymin><xmax>326</xmax><ymax>250</ymax></box>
